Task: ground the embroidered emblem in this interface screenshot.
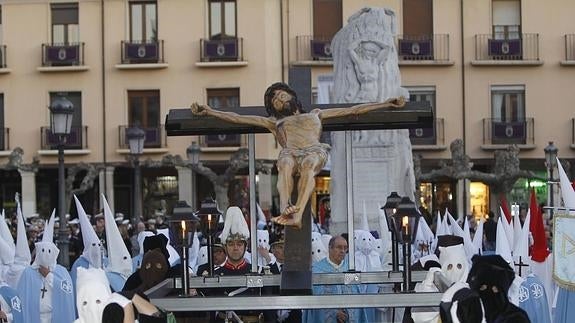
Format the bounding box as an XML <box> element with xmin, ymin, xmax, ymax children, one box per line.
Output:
<box><xmin>11</xmin><ymin>296</ymin><xmax>21</xmax><ymax>312</ymax></box>
<box><xmin>61</xmin><ymin>280</ymin><xmax>73</xmax><ymax>294</ymax></box>
<box><xmin>530</xmin><ymin>283</ymin><xmax>544</xmax><ymax>299</ymax></box>
<box><xmin>518</xmin><ymin>285</ymin><xmax>529</xmax><ymax>302</ymax></box>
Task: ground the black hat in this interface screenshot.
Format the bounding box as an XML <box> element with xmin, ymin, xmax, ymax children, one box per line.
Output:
<box><xmin>212</xmin><ymin>237</ymin><xmax>225</xmax><ymax>251</ymax></box>
<box><xmin>434</xmin><ymin>235</ymin><xmax>464</xmax><ymax>257</ymax></box>
<box><xmin>142</xmin><ymin>234</ymin><xmax>170</xmax><ymax>264</ymax></box>
<box><xmin>269</xmin><ymin>234</ymin><xmax>285</xmax><ymax>248</ymax></box>
<box><xmin>466</xmin><ymin>255</ymin><xmax>515</xmax><ymax>293</ymax></box>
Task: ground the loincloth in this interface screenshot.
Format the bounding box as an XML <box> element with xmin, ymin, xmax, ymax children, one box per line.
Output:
<box><xmin>278</xmin><ymin>143</ymin><xmax>331</xmax><ymax>173</ymax></box>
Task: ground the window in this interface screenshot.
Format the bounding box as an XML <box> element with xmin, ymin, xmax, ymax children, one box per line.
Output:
<box><xmin>0</xmin><ymin>93</ymin><xmax>4</xmax><ymax>150</ymax></box>
<box><xmin>51</xmin><ymin>3</ymin><xmax>79</xmax><ymax>44</ymax></box>
<box><xmin>313</xmin><ymin>0</ymin><xmax>341</xmax><ymax>39</ymax></box>
<box><xmin>402</xmin><ymin>0</ymin><xmax>433</xmax><ymax>37</ymax></box>
<box><xmin>128</xmin><ymin>90</ymin><xmax>160</xmax><ymax>127</ymax></box>
<box><xmin>205</xmin><ymin>88</ymin><xmax>241</xmax><ymax>147</ymax></box>
<box><xmin>130</xmin><ymin>1</ymin><xmax>157</xmax><ymax>42</ymax></box>
<box><xmin>407</xmin><ymin>87</ymin><xmax>437</xmax><ymax>145</ymax></box>
<box><xmin>209</xmin><ymin>0</ymin><xmax>236</xmax><ymax>39</ymax></box>
<box><xmin>492</xmin><ymin>0</ymin><xmax>521</xmax><ymax>39</ymax></box>
<box><xmin>491</xmin><ymin>85</ymin><xmax>525</xmax><ymax>121</ymax></box>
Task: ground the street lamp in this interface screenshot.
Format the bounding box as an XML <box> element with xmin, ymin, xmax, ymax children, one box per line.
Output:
<box><xmin>392</xmin><ymin>197</ymin><xmax>420</xmax><ymax>292</ymax></box>
<box><xmin>195</xmin><ymin>197</ymin><xmax>222</xmax><ymax>277</ymax></box>
<box><xmin>126</xmin><ymin>126</ymin><xmax>145</xmax><ymax>227</ymax></box>
<box><xmin>544</xmin><ymin>141</ymin><xmax>558</xmax><ymax>219</ymax></box>
<box><xmin>169</xmin><ymin>200</ymin><xmax>200</xmax><ymax>296</ymax></box>
<box><xmin>49</xmin><ymin>95</ymin><xmax>74</xmax><ymax>268</ymax></box>
<box><xmin>186</xmin><ymin>141</ymin><xmax>201</xmax><ymax>166</ymax></box>
<box><xmin>381</xmin><ymin>191</ymin><xmax>402</xmax><ymax>272</ymax></box>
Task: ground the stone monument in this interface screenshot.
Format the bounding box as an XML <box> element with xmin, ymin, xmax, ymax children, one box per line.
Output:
<box><xmin>329</xmin><ymin>8</ymin><xmax>416</xmax><ymax>233</ymax></box>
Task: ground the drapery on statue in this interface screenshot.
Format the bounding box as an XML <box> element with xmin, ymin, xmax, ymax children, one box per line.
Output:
<box><xmin>191</xmin><ymin>82</ymin><xmax>405</xmax><ymax>228</ymax></box>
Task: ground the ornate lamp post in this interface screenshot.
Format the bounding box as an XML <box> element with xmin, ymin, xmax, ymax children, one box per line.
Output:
<box><xmin>544</xmin><ymin>141</ymin><xmax>558</xmax><ymax>219</ymax></box>
<box><xmin>381</xmin><ymin>191</ymin><xmax>402</xmax><ymax>272</ymax></box>
<box><xmin>195</xmin><ymin>197</ymin><xmax>222</xmax><ymax>277</ymax></box>
<box><xmin>49</xmin><ymin>95</ymin><xmax>74</xmax><ymax>268</ymax></box>
<box><xmin>392</xmin><ymin>197</ymin><xmax>420</xmax><ymax>292</ymax></box>
<box><xmin>126</xmin><ymin>126</ymin><xmax>145</xmax><ymax>226</ymax></box>
<box><xmin>169</xmin><ymin>200</ymin><xmax>200</xmax><ymax>296</ymax></box>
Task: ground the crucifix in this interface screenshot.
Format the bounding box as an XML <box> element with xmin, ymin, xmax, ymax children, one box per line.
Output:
<box><xmin>166</xmin><ymin>66</ymin><xmax>432</xmax><ymax>294</ymax></box>
<box><xmin>40</xmin><ymin>285</ymin><xmax>48</xmax><ymax>299</ymax></box>
<box><xmin>514</xmin><ymin>256</ymin><xmax>529</xmax><ymax>277</ymax></box>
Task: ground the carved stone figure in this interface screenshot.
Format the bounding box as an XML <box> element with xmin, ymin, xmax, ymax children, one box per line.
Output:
<box><xmin>191</xmin><ymin>82</ymin><xmax>405</xmax><ymax>228</ymax></box>
<box><xmin>328</xmin><ymin>7</ymin><xmax>415</xmax><ymax>232</ymax></box>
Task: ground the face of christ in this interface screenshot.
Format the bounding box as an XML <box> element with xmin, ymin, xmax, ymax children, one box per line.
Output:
<box><xmin>271</xmin><ymin>90</ymin><xmax>300</xmax><ymax>118</ymax></box>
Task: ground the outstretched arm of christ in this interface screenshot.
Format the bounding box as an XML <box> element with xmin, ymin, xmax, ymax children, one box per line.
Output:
<box><xmin>318</xmin><ymin>96</ymin><xmax>406</xmax><ymax>119</ymax></box>
<box><xmin>191</xmin><ymin>103</ymin><xmax>275</xmax><ymax>132</ymax></box>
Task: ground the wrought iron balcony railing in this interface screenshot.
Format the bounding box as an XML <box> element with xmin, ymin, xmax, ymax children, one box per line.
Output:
<box><xmin>474</xmin><ymin>34</ymin><xmax>539</xmax><ymax>61</ymax></box>
<box><xmin>0</xmin><ymin>45</ymin><xmax>7</xmax><ymax>68</ymax></box>
<box><xmin>200</xmin><ymin>38</ymin><xmax>244</xmax><ymax>62</ymax></box>
<box><xmin>296</xmin><ymin>36</ymin><xmax>333</xmax><ymax>62</ymax></box>
<box><xmin>121</xmin><ymin>40</ymin><xmax>165</xmax><ymax>64</ymax></box>
<box><xmin>482</xmin><ymin>118</ymin><xmax>534</xmax><ymax>145</ymax></box>
<box><xmin>0</xmin><ymin>127</ymin><xmax>10</xmax><ymax>151</ymax></box>
<box><xmin>397</xmin><ymin>34</ymin><xmax>450</xmax><ymax>62</ymax></box>
<box><xmin>41</xmin><ymin>42</ymin><xmax>85</xmax><ymax>67</ymax></box>
<box><xmin>118</xmin><ymin>125</ymin><xmax>167</xmax><ymax>149</ymax></box>
<box><xmin>200</xmin><ymin>134</ymin><xmax>244</xmax><ymax>148</ymax></box>
<box><xmin>409</xmin><ymin>118</ymin><xmax>444</xmax><ymax>146</ymax></box>
<box><xmin>41</xmin><ymin>126</ymin><xmax>88</xmax><ymax>149</ymax></box>
<box><xmin>565</xmin><ymin>34</ymin><xmax>575</xmax><ymax>61</ymax></box>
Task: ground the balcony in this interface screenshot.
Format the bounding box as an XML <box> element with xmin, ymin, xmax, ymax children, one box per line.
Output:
<box><xmin>397</xmin><ymin>34</ymin><xmax>453</xmax><ymax>66</ymax></box>
<box><xmin>40</xmin><ymin>126</ymin><xmax>88</xmax><ymax>150</ymax></box>
<box><xmin>196</xmin><ymin>38</ymin><xmax>246</xmax><ymax>68</ymax></box>
<box><xmin>201</xmin><ymin>134</ymin><xmax>244</xmax><ymax>149</ymax></box>
<box><xmin>472</xmin><ymin>34</ymin><xmax>542</xmax><ymax>66</ymax></box>
<box><xmin>116</xmin><ymin>40</ymin><xmax>167</xmax><ymax>69</ymax></box>
<box><xmin>118</xmin><ymin>125</ymin><xmax>167</xmax><ymax>151</ymax></box>
<box><xmin>0</xmin><ymin>45</ymin><xmax>8</xmax><ymax>73</ymax></box>
<box><xmin>410</xmin><ymin>118</ymin><xmax>445</xmax><ymax>150</ymax></box>
<box><xmin>571</xmin><ymin>118</ymin><xmax>575</xmax><ymax>149</ymax></box>
<box><xmin>481</xmin><ymin>118</ymin><xmax>535</xmax><ymax>149</ymax></box>
<box><xmin>38</xmin><ymin>42</ymin><xmax>88</xmax><ymax>72</ymax></box>
<box><xmin>0</xmin><ymin>128</ymin><xmax>10</xmax><ymax>151</ymax></box>
<box><xmin>293</xmin><ymin>36</ymin><xmax>334</xmax><ymax>66</ymax></box>
<box><xmin>562</xmin><ymin>34</ymin><xmax>575</xmax><ymax>66</ymax></box>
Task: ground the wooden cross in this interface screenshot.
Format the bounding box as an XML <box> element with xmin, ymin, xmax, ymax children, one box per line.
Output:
<box><xmin>514</xmin><ymin>256</ymin><xmax>529</xmax><ymax>277</ymax></box>
<box><xmin>165</xmin><ymin>67</ymin><xmax>432</xmax><ymax>294</ymax></box>
<box><xmin>40</xmin><ymin>285</ymin><xmax>48</xmax><ymax>299</ymax></box>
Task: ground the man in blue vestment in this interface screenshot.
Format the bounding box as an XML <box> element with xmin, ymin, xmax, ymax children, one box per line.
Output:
<box><xmin>517</xmin><ymin>274</ymin><xmax>551</xmax><ymax>323</ymax></box>
<box><xmin>17</xmin><ymin>212</ymin><xmax>75</xmax><ymax>323</ymax></box>
<box><xmin>0</xmin><ymin>235</ymin><xmax>24</xmax><ymax>323</ymax></box>
<box><xmin>303</xmin><ymin>235</ymin><xmax>368</xmax><ymax>323</ymax></box>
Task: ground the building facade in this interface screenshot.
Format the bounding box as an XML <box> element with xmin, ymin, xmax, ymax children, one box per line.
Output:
<box><xmin>0</xmin><ymin>0</ymin><xmax>573</xmax><ymax>221</ymax></box>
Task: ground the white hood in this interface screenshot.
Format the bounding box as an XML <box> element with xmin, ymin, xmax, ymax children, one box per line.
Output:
<box><xmin>32</xmin><ymin>210</ymin><xmax>59</xmax><ymax>271</ymax></box>
<box><xmin>102</xmin><ymin>194</ymin><xmax>132</xmax><ymax>278</ymax></box>
<box><xmin>74</xmin><ymin>195</ymin><xmax>103</xmax><ymax>268</ymax></box>
<box><xmin>76</xmin><ymin>267</ymin><xmax>111</xmax><ymax>323</ymax></box>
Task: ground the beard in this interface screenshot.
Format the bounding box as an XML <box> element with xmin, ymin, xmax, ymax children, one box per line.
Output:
<box><xmin>275</xmin><ymin>99</ymin><xmax>299</xmax><ymax>119</ymax></box>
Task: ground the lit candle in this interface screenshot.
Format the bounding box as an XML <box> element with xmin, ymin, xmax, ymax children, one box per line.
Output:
<box><xmin>208</xmin><ymin>213</ymin><xmax>212</xmax><ymax>230</ymax></box>
<box><xmin>181</xmin><ymin>220</ymin><xmax>186</xmax><ymax>242</ymax></box>
<box><xmin>402</xmin><ymin>216</ymin><xmax>409</xmax><ymax>236</ymax></box>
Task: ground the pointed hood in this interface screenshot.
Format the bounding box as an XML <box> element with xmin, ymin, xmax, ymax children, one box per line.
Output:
<box><xmin>156</xmin><ymin>228</ymin><xmax>181</xmax><ymax>267</ymax></box>
<box><xmin>219</xmin><ymin>206</ymin><xmax>250</xmax><ymax>242</ymax></box>
<box><xmin>529</xmin><ymin>189</ymin><xmax>549</xmax><ymax>262</ymax></box>
<box><xmin>14</xmin><ymin>201</ymin><xmax>31</xmax><ymax>266</ymax></box>
<box><xmin>102</xmin><ymin>194</ymin><xmax>132</xmax><ymax>278</ymax></box>
<box><xmin>0</xmin><ymin>210</ymin><xmax>15</xmax><ymax>264</ymax></box>
<box><xmin>188</xmin><ymin>233</ymin><xmax>200</xmax><ymax>274</ymax></box>
<box><xmin>557</xmin><ymin>157</ymin><xmax>575</xmax><ymax>210</ymax></box>
<box><xmin>472</xmin><ymin>218</ymin><xmax>484</xmax><ymax>255</ymax></box>
<box><xmin>377</xmin><ymin>204</ymin><xmax>392</xmax><ymax>256</ymax></box>
<box><xmin>256</xmin><ymin>203</ymin><xmax>267</xmax><ymax>229</ymax></box>
<box><xmin>448</xmin><ymin>213</ymin><xmax>475</xmax><ymax>260</ymax></box>
<box><xmin>32</xmin><ymin>210</ymin><xmax>59</xmax><ymax>270</ymax></box>
<box><xmin>513</xmin><ymin>209</ymin><xmax>531</xmax><ymax>277</ymax></box>
<box><xmin>435</xmin><ymin>211</ymin><xmax>446</xmax><ymax>238</ymax></box>
<box><xmin>443</xmin><ymin>209</ymin><xmax>453</xmax><ymax>235</ymax></box>
<box><xmin>360</xmin><ymin>200</ymin><xmax>370</xmax><ymax>231</ymax></box>
<box><xmin>499</xmin><ymin>206</ymin><xmax>514</xmax><ymax>251</ymax></box>
<box><xmin>512</xmin><ymin>205</ymin><xmax>522</xmax><ymax>252</ymax></box>
<box><xmin>413</xmin><ymin>218</ymin><xmax>435</xmax><ymax>258</ymax></box>
<box><xmin>500</xmin><ymin>194</ymin><xmax>512</xmax><ymax>223</ymax></box>
<box><xmin>496</xmin><ymin>218</ymin><xmax>513</xmax><ymax>264</ymax></box>
<box><xmin>74</xmin><ymin>195</ymin><xmax>103</xmax><ymax>268</ymax></box>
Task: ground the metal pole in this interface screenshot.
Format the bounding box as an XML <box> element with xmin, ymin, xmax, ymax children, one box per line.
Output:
<box><xmin>391</xmin><ymin>231</ymin><xmax>399</xmax><ymax>272</ymax></box>
<box><xmin>207</xmin><ymin>233</ymin><xmax>214</xmax><ymax>277</ymax></box>
<box><xmin>248</xmin><ymin>134</ymin><xmax>257</xmax><ymax>273</ymax></box>
<box><xmin>133</xmin><ymin>156</ymin><xmax>142</xmax><ymax>225</ymax></box>
<box><xmin>402</xmin><ymin>240</ymin><xmax>411</xmax><ymax>292</ymax></box>
<box><xmin>57</xmin><ymin>141</ymin><xmax>70</xmax><ymax>269</ymax></box>
<box><xmin>345</xmin><ymin>131</ymin><xmax>355</xmax><ymax>270</ymax></box>
<box><xmin>549</xmin><ymin>167</ymin><xmax>554</xmax><ymax>219</ymax></box>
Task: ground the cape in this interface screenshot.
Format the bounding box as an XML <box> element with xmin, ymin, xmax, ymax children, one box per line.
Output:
<box><xmin>517</xmin><ymin>274</ymin><xmax>551</xmax><ymax>323</ymax></box>
<box><xmin>17</xmin><ymin>265</ymin><xmax>75</xmax><ymax>323</ymax></box>
<box><xmin>0</xmin><ymin>285</ymin><xmax>24</xmax><ymax>322</ymax></box>
<box><xmin>303</xmin><ymin>257</ymin><xmax>368</xmax><ymax>323</ymax></box>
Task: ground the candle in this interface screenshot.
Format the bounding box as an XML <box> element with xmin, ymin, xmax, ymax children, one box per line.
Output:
<box><xmin>402</xmin><ymin>216</ymin><xmax>409</xmax><ymax>236</ymax></box>
<box><xmin>208</xmin><ymin>214</ymin><xmax>212</xmax><ymax>230</ymax></box>
<box><xmin>181</xmin><ymin>220</ymin><xmax>186</xmax><ymax>242</ymax></box>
